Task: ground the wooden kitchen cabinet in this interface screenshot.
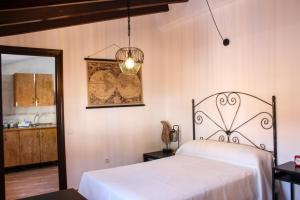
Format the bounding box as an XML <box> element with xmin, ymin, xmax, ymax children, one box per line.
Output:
<box><xmin>13</xmin><ymin>73</ymin><xmax>35</xmax><ymax>107</ymax></box>
<box><xmin>13</xmin><ymin>73</ymin><xmax>54</xmax><ymax>107</ymax></box>
<box><xmin>19</xmin><ymin>130</ymin><xmax>41</xmax><ymax>165</ymax></box>
<box><xmin>40</xmin><ymin>128</ymin><xmax>57</xmax><ymax>162</ymax></box>
<box><xmin>35</xmin><ymin>74</ymin><xmax>54</xmax><ymax>106</ymax></box>
<box><xmin>4</xmin><ymin>127</ymin><xmax>58</xmax><ymax>168</ymax></box>
<box><xmin>4</xmin><ymin>131</ymin><xmax>20</xmax><ymax>167</ymax></box>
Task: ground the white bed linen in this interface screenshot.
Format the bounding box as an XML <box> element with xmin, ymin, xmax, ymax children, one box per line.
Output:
<box><xmin>176</xmin><ymin>140</ymin><xmax>273</xmax><ymax>200</ymax></box>
<box><xmin>79</xmin><ymin>140</ymin><xmax>273</xmax><ymax>200</ymax></box>
<box><xmin>80</xmin><ymin>155</ymin><xmax>261</xmax><ymax>200</ymax></box>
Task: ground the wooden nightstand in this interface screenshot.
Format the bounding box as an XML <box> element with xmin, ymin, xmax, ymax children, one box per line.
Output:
<box><xmin>272</xmin><ymin>161</ymin><xmax>300</xmax><ymax>200</ymax></box>
<box><xmin>143</xmin><ymin>150</ymin><xmax>175</xmax><ymax>162</ymax></box>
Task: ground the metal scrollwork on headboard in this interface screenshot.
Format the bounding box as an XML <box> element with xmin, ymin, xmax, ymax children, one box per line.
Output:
<box><xmin>192</xmin><ymin>92</ymin><xmax>278</xmax><ymax>166</ymax></box>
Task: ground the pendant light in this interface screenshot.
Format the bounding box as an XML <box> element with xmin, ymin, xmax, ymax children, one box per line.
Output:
<box><xmin>115</xmin><ymin>0</ymin><xmax>144</xmax><ymax>75</ymax></box>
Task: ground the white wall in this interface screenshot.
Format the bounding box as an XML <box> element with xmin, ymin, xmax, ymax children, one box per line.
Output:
<box><xmin>159</xmin><ymin>0</ymin><xmax>300</xmax><ymax>199</ymax></box>
<box><xmin>0</xmin><ymin>0</ymin><xmax>299</xmax><ymax>199</ymax></box>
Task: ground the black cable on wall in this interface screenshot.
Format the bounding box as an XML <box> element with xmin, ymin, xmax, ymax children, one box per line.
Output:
<box><xmin>205</xmin><ymin>0</ymin><xmax>230</xmax><ymax>46</ymax></box>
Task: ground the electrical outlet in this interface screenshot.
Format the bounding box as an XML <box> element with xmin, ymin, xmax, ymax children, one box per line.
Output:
<box><xmin>105</xmin><ymin>158</ymin><xmax>110</xmax><ymax>164</ymax></box>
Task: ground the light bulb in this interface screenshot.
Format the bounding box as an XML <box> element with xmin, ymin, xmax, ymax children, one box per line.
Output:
<box><xmin>125</xmin><ymin>57</ymin><xmax>135</xmax><ymax>69</ymax></box>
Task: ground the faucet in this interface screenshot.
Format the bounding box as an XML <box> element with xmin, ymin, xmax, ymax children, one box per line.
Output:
<box><xmin>33</xmin><ymin>113</ymin><xmax>41</xmax><ymax>125</ymax></box>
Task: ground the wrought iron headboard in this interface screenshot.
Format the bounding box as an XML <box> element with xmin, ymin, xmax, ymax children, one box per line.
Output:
<box><xmin>192</xmin><ymin>92</ymin><xmax>277</xmax><ymax>166</ymax></box>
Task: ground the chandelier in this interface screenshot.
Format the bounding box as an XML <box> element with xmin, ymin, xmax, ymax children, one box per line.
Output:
<box><xmin>115</xmin><ymin>0</ymin><xmax>144</xmax><ymax>75</ymax></box>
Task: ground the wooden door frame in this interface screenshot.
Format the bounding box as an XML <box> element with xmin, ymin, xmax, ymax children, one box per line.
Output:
<box><xmin>0</xmin><ymin>45</ymin><xmax>67</xmax><ymax>200</ymax></box>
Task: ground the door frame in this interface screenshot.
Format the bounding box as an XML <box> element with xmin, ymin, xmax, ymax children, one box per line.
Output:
<box><xmin>0</xmin><ymin>45</ymin><xmax>67</xmax><ymax>200</ymax></box>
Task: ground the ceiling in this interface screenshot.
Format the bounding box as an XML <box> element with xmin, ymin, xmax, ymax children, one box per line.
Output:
<box><xmin>1</xmin><ymin>54</ymin><xmax>39</xmax><ymax>65</ymax></box>
<box><xmin>0</xmin><ymin>0</ymin><xmax>189</xmax><ymax>37</ymax></box>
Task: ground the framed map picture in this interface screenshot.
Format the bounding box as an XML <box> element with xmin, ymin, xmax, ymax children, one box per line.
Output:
<box><xmin>85</xmin><ymin>58</ymin><xmax>144</xmax><ymax>108</ymax></box>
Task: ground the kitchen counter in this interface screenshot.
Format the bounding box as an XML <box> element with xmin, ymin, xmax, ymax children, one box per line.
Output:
<box><xmin>3</xmin><ymin>125</ymin><xmax>56</xmax><ymax>132</ymax></box>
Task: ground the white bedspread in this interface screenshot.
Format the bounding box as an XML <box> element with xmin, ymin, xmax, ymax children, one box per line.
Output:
<box><xmin>79</xmin><ymin>140</ymin><xmax>272</xmax><ymax>200</ymax></box>
<box><xmin>80</xmin><ymin>155</ymin><xmax>259</xmax><ymax>200</ymax></box>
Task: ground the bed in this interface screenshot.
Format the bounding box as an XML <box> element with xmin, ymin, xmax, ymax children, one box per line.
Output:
<box><xmin>79</xmin><ymin>92</ymin><xmax>277</xmax><ymax>200</ymax></box>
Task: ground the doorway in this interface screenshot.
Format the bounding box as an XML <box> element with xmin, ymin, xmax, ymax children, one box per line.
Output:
<box><xmin>0</xmin><ymin>46</ymin><xmax>67</xmax><ymax>200</ymax></box>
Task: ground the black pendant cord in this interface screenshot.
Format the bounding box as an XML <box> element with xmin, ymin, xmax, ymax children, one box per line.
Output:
<box><xmin>205</xmin><ymin>0</ymin><xmax>230</xmax><ymax>46</ymax></box>
<box><xmin>127</xmin><ymin>0</ymin><xmax>131</xmax><ymax>49</ymax></box>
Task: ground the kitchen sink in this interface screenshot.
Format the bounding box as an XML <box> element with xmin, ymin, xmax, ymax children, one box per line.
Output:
<box><xmin>30</xmin><ymin>123</ymin><xmax>55</xmax><ymax>127</ymax></box>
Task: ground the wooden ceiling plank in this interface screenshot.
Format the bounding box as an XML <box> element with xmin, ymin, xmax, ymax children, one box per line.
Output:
<box><xmin>0</xmin><ymin>0</ymin><xmax>187</xmax><ymax>11</ymax></box>
<box><xmin>0</xmin><ymin>0</ymin><xmax>110</xmax><ymax>10</ymax></box>
<box><xmin>0</xmin><ymin>0</ymin><xmax>187</xmax><ymax>25</ymax></box>
<box><xmin>0</xmin><ymin>5</ymin><xmax>169</xmax><ymax>37</ymax></box>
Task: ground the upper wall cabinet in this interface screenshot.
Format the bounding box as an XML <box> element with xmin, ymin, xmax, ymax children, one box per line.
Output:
<box><xmin>13</xmin><ymin>73</ymin><xmax>35</xmax><ymax>107</ymax></box>
<box><xmin>35</xmin><ymin>74</ymin><xmax>54</xmax><ymax>106</ymax></box>
<box><xmin>13</xmin><ymin>73</ymin><xmax>54</xmax><ymax>107</ymax></box>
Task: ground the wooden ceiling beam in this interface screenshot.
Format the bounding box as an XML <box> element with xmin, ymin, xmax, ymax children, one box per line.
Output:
<box><xmin>0</xmin><ymin>0</ymin><xmax>187</xmax><ymax>11</ymax></box>
<box><xmin>0</xmin><ymin>0</ymin><xmax>187</xmax><ymax>25</ymax></box>
<box><xmin>0</xmin><ymin>5</ymin><xmax>169</xmax><ymax>37</ymax></box>
<box><xmin>0</xmin><ymin>0</ymin><xmax>110</xmax><ymax>10</ymax></box>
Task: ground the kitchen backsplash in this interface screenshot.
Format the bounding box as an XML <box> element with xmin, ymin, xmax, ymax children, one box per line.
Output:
<box><xmin>3</xmin><ymin>106</ymin><xmax>56</xmax><ymax>125</ymax></box>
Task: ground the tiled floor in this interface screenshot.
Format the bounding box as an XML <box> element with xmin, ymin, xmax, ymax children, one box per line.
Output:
<box><xmin>5</xmin><ymin>166</ymin><xmax>59</xmax><ymax>200</ymax></box>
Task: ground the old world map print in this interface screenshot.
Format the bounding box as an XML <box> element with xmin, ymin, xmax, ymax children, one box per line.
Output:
<box><xmin>86</xmin><ymin>59</ymin><xmax>143</xmax><ymax>107</ymax></box>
